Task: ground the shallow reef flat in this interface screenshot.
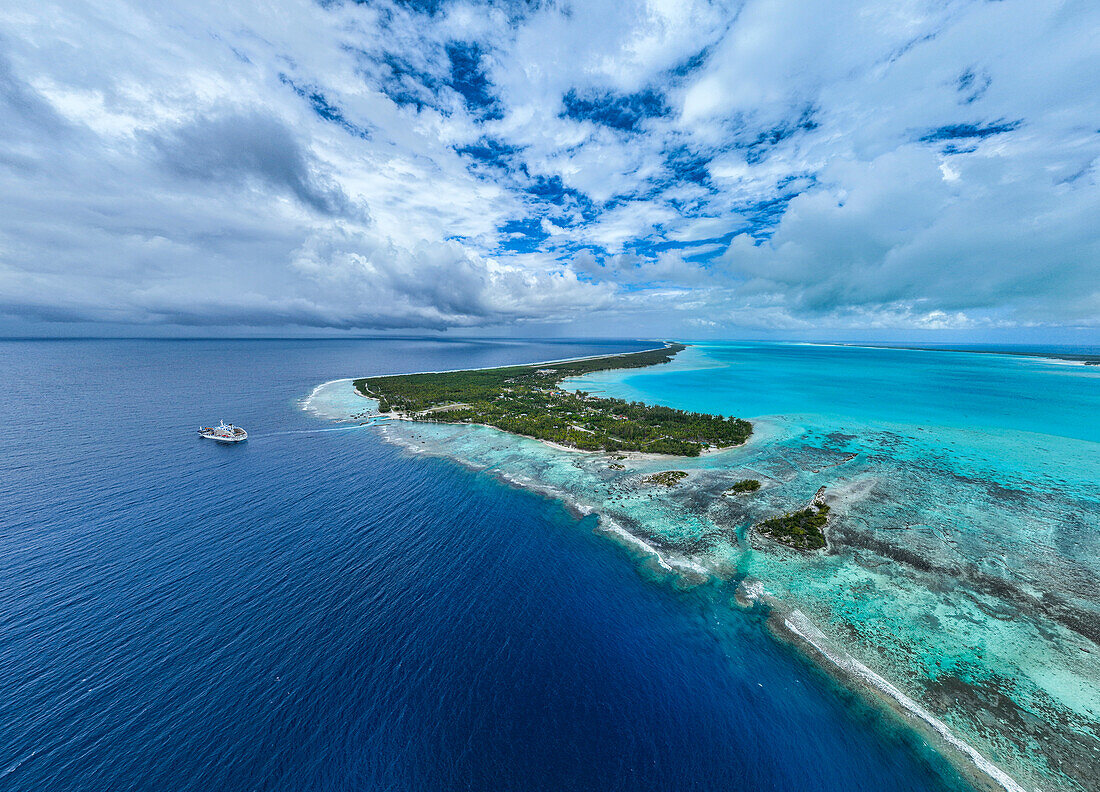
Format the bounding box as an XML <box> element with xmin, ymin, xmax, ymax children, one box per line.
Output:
<box><xmin>306</xmin><ymin>343</ymin><xmax>1100</xmax><ymax>792</ymax></box>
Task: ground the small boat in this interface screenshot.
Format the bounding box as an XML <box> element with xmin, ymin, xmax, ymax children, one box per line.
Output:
<box><xmin>198</xmin><ymin>420</ymin><xmax>247</xmax><ymax>443</ymax></box>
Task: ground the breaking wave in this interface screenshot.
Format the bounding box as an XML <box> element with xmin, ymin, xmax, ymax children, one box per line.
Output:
<box><xmin>781</xmin><ymin>610</ymin><xmax>1026</xmax><ymax>792</ymax></box>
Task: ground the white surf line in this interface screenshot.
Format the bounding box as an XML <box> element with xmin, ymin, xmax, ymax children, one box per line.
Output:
<box><xmin>299</xmin><ymin>378</ymin><xmax>354</xmax><ymax>410</ymax></box>
<box><xmin>782</xmin><ymin>610</ymin><xmax>1028</xmax><ymax>792</ymax></box>
<box><xmin>599</xmin><ymin>517</ymin><xmax>709</xmax><ymax>577</ymax></box>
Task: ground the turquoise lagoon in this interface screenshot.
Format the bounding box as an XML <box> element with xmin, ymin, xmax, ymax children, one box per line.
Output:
<box><xmin>309</xmin><ymin>342</ymin><xmax>1100</xmax><ymax>792</ymax></box>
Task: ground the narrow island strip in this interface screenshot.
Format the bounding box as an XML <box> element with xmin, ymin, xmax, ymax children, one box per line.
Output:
<box><xmin>353</xmin><ymin>343</ymin><xmax>752</xmax><ymax>457</ymax></box>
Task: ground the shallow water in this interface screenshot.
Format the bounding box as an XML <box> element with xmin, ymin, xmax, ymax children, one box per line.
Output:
<box><xmin>1</xmin><ymin>338</ymin><xmax>975</xmax><ymax>792</ymax></box>
<box><xmin>311</xmin><ymin>341</ymin><xmax>1100</xmax><ymax>792</ymax></box>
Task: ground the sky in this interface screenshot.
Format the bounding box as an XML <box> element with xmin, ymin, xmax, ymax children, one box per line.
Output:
<box><xmin>0</xmin><ymin>0</ymin><xmax>1097</xmax><ymax>340</ymax></box>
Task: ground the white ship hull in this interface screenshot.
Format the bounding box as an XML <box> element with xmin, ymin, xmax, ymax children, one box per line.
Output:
<box><xmin>208</xmin><ymin>433</ymin><xmax>246</xmax><ymax>443</ymax></box>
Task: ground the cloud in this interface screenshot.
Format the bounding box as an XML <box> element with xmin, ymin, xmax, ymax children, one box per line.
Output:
<box><xmin>0</xmin><ymin>0</ymin><xmax>1097</xmax><ymax>337</ymax></box>
<box><xmin>717</xmin><ymin>143</ymin><xmax>1100</xmax><ymax>325</ymax></box>
<box><xmin>150</xmin><ymin>111</ymin><xmax>354</xmax><ymax>216</ymax></box>
<box><xmin>0</xmin><ymin>53</ymin><xmax>68</xmax><ymax>142</ymax></box>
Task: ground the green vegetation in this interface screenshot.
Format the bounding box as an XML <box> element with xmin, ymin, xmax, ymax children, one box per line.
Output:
<box><xmin>641</xmin><ymin>470</ymin><xmax>688</xmax><ymax>487</ymax></box>
<box><xmin>353</xmin><ymin>344</ymin><xmax>752</xmax><ymax>457</ymax></box>
<box><xmin>756</xmin><ymin>504</ymin><xmax>830</xmax><ymax>550</ymax></box>
<box><xmin>726</xmin><ymin>478</ymin><xmax>761</xmax><ymax>494</ymax></box>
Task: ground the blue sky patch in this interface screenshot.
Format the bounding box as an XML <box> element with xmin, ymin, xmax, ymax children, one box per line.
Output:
<box><xmin>455</xmin><ymin>137</ymin><xmax>522</xmax><ymax>170</ymax></box>
<box><xmin>740</xmin><ymin>106</ymin><xmax>819</xmax><ymax>165</ymax></box>
<box><xmin>498</xmin><ymin>216</ymin><xmax>549</xmax><ymax>253</ymax></box>
<box><xmin>447</xmin><ymin>42</ymin><xmax>503</xmax><ymax>120</ymax></box>
<box><xmin>663</xmin><ymin>145</ymin><xmax>712</xmax><ymax>187</ymax></box>
<box><xmin>369</xmin><ymin>51</ymin><xmax>445</xmax><ymax>112</ymax></box>
<box><xmin>278</xmin><ymin>74</ymin><xmax>371</xmax><ymax>139</ymax></box>
<box><xmin>956</xmin><ymin>67</ymin><xmax>991</xmax><ymax>104</ymax></box>
<box><xmin>919</xmin><ymin>119</ymin><xmax>1022</xmax><ymax>144</ymax></box>
<box><xmin>560</xmin><ymin>87</ymin><xmax>669</xmax><ymax>132</ymax></box>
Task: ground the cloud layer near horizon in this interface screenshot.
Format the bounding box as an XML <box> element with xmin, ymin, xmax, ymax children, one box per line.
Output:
<box><xmin>1</xmin><ymin>0</ymin><xmax>1097</xmax><ymax>335</ymax></box>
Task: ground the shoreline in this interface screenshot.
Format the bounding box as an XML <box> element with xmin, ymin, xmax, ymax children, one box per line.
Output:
<box><xmin>305</xmin><ymin>352</ymin><xmax>1055</xmax><ymax>792</ymax></box>
<box><xmin>368</xmin><ymin>412</ymin><xmax>1029</xmax><ymax>792</ymax></box>
<box><xmin>348</xmin><ymin>342</ymin><xmax>753</xmax><ymax>460</ymax></box>
<box><xmin>358</xmin><ymin>393</ymin><xmax>755</xmax><ymax>461</ymax></box>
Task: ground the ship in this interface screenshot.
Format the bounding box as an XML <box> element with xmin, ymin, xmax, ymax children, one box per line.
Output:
<box><xmin>198</xmin><ymin>420</ymin><xmax>247</xmax><ymax>443</ymax></box>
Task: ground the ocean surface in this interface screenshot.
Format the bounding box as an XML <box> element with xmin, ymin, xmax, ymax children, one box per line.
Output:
<box><xmin>0</xmin><ymin>339</ymin><xmax>1088</xmax><ymax>792</ymax></box>
<box><xmin>308</xmin><ymin>341</ymin><xmax>1100</xmax><ymax>792</ymax></box>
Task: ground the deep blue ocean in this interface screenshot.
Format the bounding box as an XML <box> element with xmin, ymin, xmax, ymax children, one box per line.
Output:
<box><xmin>0</xmin><ymin>338</ymin><xmax>972</xmax><ymax>792</ymax></box>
